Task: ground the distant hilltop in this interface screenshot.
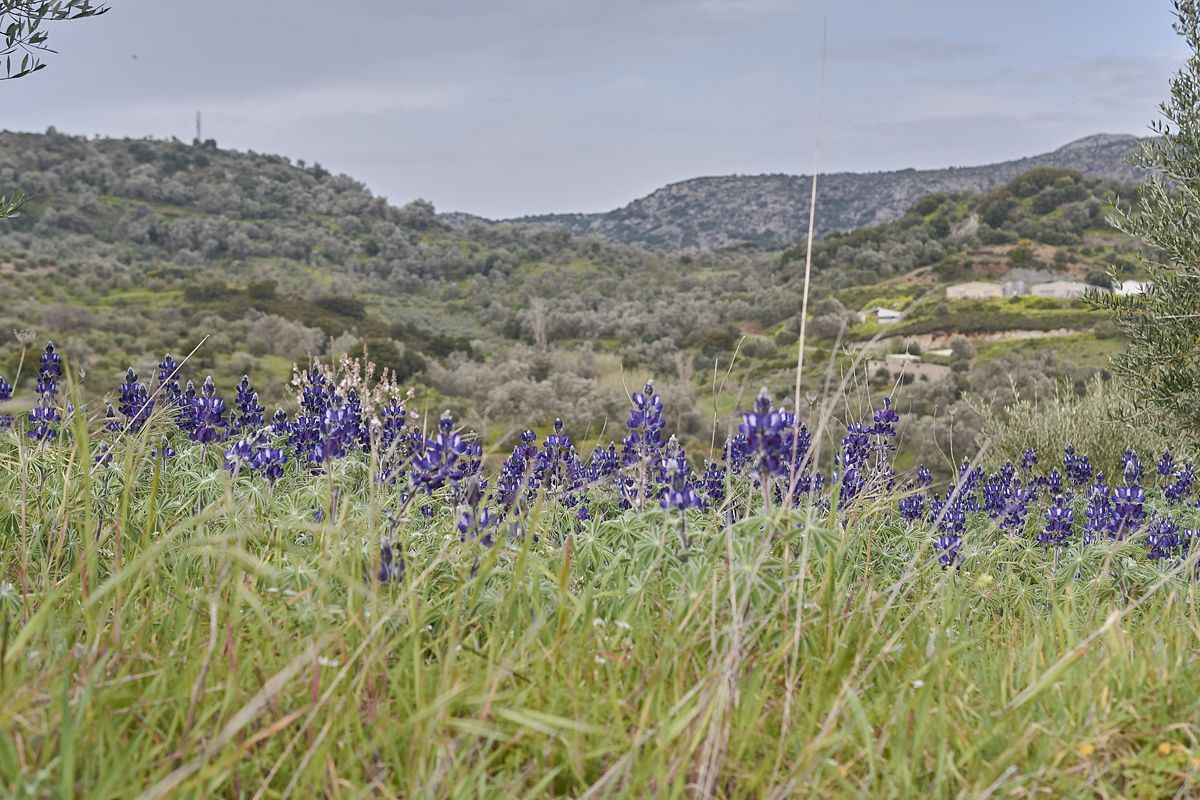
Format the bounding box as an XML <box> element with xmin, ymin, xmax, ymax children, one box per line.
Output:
<box><xmin>443</xmin><ymin>133</ymin><xmax>1151</xmax><ymax>250</ymax></box>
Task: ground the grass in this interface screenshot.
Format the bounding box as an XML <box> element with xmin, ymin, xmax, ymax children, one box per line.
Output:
<box><xmin>4</xmin><ymin>381</ymin><xmax>1200</xmax><ymax>799</ymax></box>
<box><xmin>973</xmin><ymin>332</ymin><xmax>1126</xmax><ymax>370</ymax></box>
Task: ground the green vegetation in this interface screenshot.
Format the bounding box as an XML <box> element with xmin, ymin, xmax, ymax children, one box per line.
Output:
<box><xmin>1090</xmin><ymin>0</ymin><xmax>1200</xmax><ymax>443</ymax></box>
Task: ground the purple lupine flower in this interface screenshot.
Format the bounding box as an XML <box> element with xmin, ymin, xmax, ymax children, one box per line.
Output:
<box><xmin>1021</xmin><ymin>448</ymin><xmax>1038</xmax><ymax>473</ymax></box>
<box><xmin>311</xmin><ymin>396</ymin><xmax>354</xmax><ymax>464</ymax></box>
<box><xmin>178</xmin><ymin>380</ymin><xmax>199</xmax><ymax>434</ymax></box>
<box><xmin>27</xmin><ymin>403</ymin><xmax>59</xmax><ymax>443</ymax></box>
<box><xmin>898</xmin><ymin>481</ymin><xmax>925</xmax><ymax>521</ymax></box>
<box><xmin>1147</xmin><ymin>515</ymin><xmax>1181</xmax><ymax>560</ymax></box>
<box><xmin>1040</xmin><ymin>502</ymin><xmax>1074</xmax><ymax>547</ymax></box>
<box><xmin>833</xmin><ymin>422</ymin><xmax>873</xmax><ymax>500</ymax></box>
<box><xmin>158</xmin><ymin>353</ymin><xmax>182</xmax><ymax>402</ymax></box>
<box><xmin>378</xmin><ymin>541</ymin><xmax>404</xmax><ymax>582</ymax></box>
<box><xmin>917</xmin><ymin>464</ymin><xmax>933</xmax><ymax>487</ymax></box>
<box><xmin>872</xmin><ymin>396</ymin><xmax>899</xmax><ymax>438</ymax></box>
<box><xmin>623</xmin><ymin>380</ymin><xmax>666</xmax><ymax>464</ymax></box>
<box><xmin>1046</xmin><ymin>468</ymin><xmax>1065</xmax><ymax>500</ymax></box>
<box><xmin>1120</xmin><ymin>447</ymin><xmax>1144</xmax><ymax>486</ymax></box>
<box><xmin>1165</xmin><ymin>461</ymin><xmax>1195</xmax><ymax>505</ymax></box>
<box><xmin>493</xmin><ymin>429</ymin><xmax>538</xmax><ymax>511</ymax></box>
<box><xmin>103</xmin><ymin>403</ymin><xmax>121</xmax><ymax>433</ymax></box>
<box><xmin>1000</xmin><ymin>486</ymin><xmax>1034</xmax><ymax>535</ymax></box>
<box><xmin>0</xmin><ymin>374</ymin><xmax>13</xmax><ymax>430</ymax></box>
<box><xmin>302</xmin><ymin>365</ymin><xmax>330</xmax><ymax>415</ymax></box>
<box><xmin>232</xmin><ymin>375</ymin><xmax>265</xmax><ymax>436</ymax></box>
<box><xmin>345</xmin><ymin>388</ymin><xmax>372</xmax><ymax>449</ymax></box>
<box><xmin>981</xmin><ymin>475</ymin><xmax>1008</xmax><ymax>519</ymax></box>
<box><xmin>1158</xmin><ymin>449</ymin><xmax>1175</xmax><ymax>479</ymax></box>
<box><xmin>1110</xmin><ymin>484</ymin><xmax>1147</xmax><ymax>539</ymax></box>
<box><xmin>190</xmin><ymin>376</ymin><xmax>227</xmax><ymax>444</ymax></box>
<box><xmin>458</xmin><ymin>506</ymin><xmax>498</xmax><ymax>545</ymax></box>
<box><xmin>118</xmin><ymin>368</ymin><xmax>154</xmax><ymax>432</ymax></box>
<box><xmin>1063</xmin><ymin>446</ymin><xmax>1094</xmax><ymax>487</ymax></box>
<box><xmin>1083</xmin><ymin>481</ymin><xmax>1112</xmax><ymax>545</ymax></box>
<box><xmin>933</xmin><ymin>503</ymin><xmax>966</xmax><ymax>568</ymax></box>
<box><xmin>702</xmin><ymin>460</ymin><xmax>726</xmax><ymax>507</ymax></box>
<box><xmin>151</xmin><ymin>436</ymin><xmax>175</xmax><ymax>461</ymax></box>
<box><xmin>37</xmin><ymin>342</ymin><xmax>62</xmax><ymax>397</ymax></box>
<box><xmin>252</xmin><ymin>446</ymin><xmax>286</xmax><ymax>487</ymax></box>
<box><xmin>660</xmin><ymin>455</ymin><xmax>701</xmax><ymax>511</ymax></box>
<box><xmin>535</xmin><ymin>419</ymin><xmax>576</xmax><ymax>494</ymax></box>
<box><xmin>411</xmin><ymin>410</ymin><xmax>470</xmax><ymax>495</ymax></box>
<box><xmin>223</xmin><ymin>437</ymin><xmax>255</xmax><ymax>477</ymax></box>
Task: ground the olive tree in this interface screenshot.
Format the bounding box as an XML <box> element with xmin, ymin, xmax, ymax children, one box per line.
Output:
<box><xmin>3</xmin><ymin>0</ymin><xmax>108</xmax><ymax>79</ymax></box>
<box><xmin>1091</xmin><ymin>0</ymin><xmax>1200</xmax><ymax>437</ymax></box>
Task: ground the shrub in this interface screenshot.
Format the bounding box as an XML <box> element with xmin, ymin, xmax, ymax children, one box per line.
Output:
<box><xmin>980</xmin><ymin>377</ymin><xmax>1184</xmax><ymax>480</ymax></box>
<box><xmin>314</xmin><ymin>295</ymin><xmax>366</xmax><ymax>320</ymax></box>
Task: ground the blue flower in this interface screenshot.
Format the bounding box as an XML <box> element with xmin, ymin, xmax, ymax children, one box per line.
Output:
<box><xmin>1147</xmin><ymin>515</ymin><xmax>1181</xmax><ymax>560</ymax></box>
<box><xmin>223</xmin><ymin>437</ymin><xmax>255</xmax><ymax>476</ymax></box>
<box><xmin>27</xmin><ymin>403</ymin><xmax>60</xmax><ymax>443</ymax></box>
<box><xmin>411</xmin><ymin>410</ymin><xmax>470</xmax><ymax>495</ymax></box>
<box><xmin>232</xmin><ymin>375</ymin><xmax>265</xmax><ymax>435</ymax></box>
<box><xmin>1110</xmin><ymin>484</ymin><xmax>1147</xmax><ymax>538</ymax></box>
<box><xmin>0</xmin><ymin>373</ymin><xmax>12</xmax><ymax>430</ymax></box>
<box><xmin>1040</xmin><ymin>502</ymin><xmax>1074</xmax><ymax>547</ymax></box>
<box><xmin>660</xmin><ymin>455</ymin><xmax>701</xmax><ymax>511</ymax></box>
<box><xmin>898</xmin><ymin>481</ymin><xmax>925</xmax><ymax>521</ymax></box>
<box><xmin>1120</xmin><ymin>447</ymin><xmax>1144</xmax><ymax>486</ymax></box>
<box><xmin>252</xmin><ymin>446</ymin><xmax>287</xmax><ymax>486</ymax></box>
<box><xmin>37</xmin><ymin>342</ymin><xmax>62</xmax><ymax>397</ymax></box>
<box><xmin>190</xmin><ymin>376</ymin><xmax>228</xmax><ymax>444</ymax></box>
<box><xmin>1062</xmin><ymin>446</ymin><xmax>1094</xmax><ymax>487</ymax></box>
<box><xmin>378</xmin><ymin>541</ymin><xmax>404</xmax><ymax>582</ymax></box>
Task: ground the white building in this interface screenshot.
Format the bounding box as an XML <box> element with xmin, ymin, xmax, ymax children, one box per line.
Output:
<box><xmin>867</xmin><ymin>307</ymin><xmax>904</xmax><ymax>322</ymax></box>
<box><xmin>1115</xmin><ymin>279</ymin><xmax>1149</xmax><ymax>296</ymax></box>
<box><xmin>946</xmin><ymin>281</ymin><xmax>1004</xmax><ymax>300</ymax></box>
<box><xmin>1030</xmin><ymin>280</ymin><xmax>1106</xmax><ymax>299</ymax></box>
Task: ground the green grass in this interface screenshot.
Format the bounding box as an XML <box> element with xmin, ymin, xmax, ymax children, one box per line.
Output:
<box><xmin>4</xmin><ymin>389</ymin><xmax>1200</xmax><ymax>798</ymax></box>
<box><xmin>974</xmin><ymin>332</ymin><xmax>1125</xmax><ymax>370</ymax></box>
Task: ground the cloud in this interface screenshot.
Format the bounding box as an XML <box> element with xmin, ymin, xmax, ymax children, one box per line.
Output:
<box><xmin>1017</xmin><ymin>52</ymin><xmax>1183</xmax><ymax>102</ymax></box>
<box><xmin>602</xmin><ymin>76</ymin><xmax>650</xmax><ymax>94</ymax></box>
<box><xmin>831</xmin><ymin>38</ymin><xmax>999</xmax><ymax>66</ymax></box>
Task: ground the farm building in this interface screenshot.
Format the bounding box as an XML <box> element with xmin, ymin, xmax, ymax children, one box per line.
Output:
<box><xmin>1115</xmin><ymin>280</ymin><xmax>1149</xmax><ymax>295</ymax></box>
<box><xmin>1030</xmin><ymin>280</ymin><xmax>1105</xmax><ymax>299</ymax></box>
<box><xmin>866</xmin><ymin>307</ymin><xmax>904</xmax><ymax>322</ymax></box>
<box><xmin>946</xmin><ymin>281</ymin><xmax>1003</xmax><ymax>300</ymax></box>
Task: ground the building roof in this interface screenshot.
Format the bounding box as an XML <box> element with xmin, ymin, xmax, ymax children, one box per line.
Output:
<box><xmin>947</xmin><ymin>281</ymin><xmax>1001</xmax><ymax>290</ymax></box>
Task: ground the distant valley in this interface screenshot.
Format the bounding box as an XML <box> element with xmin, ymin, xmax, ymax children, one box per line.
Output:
<box><xmin>444</xmin><ymin>133</ymin><xmax>1150</xmax><ymax>250</ymax></box>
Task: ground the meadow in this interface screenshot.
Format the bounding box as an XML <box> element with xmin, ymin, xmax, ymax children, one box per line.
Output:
<box><xmin>2</xmin><ymin>342</ymin><xmax>1200</xmax><ymax>799</ymax></box>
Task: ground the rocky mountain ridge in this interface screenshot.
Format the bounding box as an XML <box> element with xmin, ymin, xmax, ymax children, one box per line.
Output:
<box><xmin>445</xmin><ymin>133</ymin><xmax>1150</xmax><ymax>250</ymax></box>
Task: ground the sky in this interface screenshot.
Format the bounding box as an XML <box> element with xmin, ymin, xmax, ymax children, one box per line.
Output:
<box><xmin>1</xmin><ymin>0</ymin><xmax>1186</xmax><ymax>219</ymax></box>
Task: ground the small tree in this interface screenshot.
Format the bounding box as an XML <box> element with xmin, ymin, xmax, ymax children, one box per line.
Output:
<box><xmin>1090</xmin><ymin>0</ymin><xmax>1200</xmax><ymax>436</ymax></box>
<box><xmin>2</xmin><ymin>0</ymin><xmax>108</xmax><ymax>220</ymax></box>
<box><xmin>2</xmin><ymin>0</ymin><xmax>108</xmax><ymax>80</ymax></box>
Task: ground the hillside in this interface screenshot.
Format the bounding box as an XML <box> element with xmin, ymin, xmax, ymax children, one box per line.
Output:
<box><xmin>0</xmin><ymin>129</ymin><xmax>1146</xmax><ymax>472</ymax></box>
<box><xmin>480</xmin><ymin>133</ymin><xmax>1151</xmax><ymax>249</ymax></box>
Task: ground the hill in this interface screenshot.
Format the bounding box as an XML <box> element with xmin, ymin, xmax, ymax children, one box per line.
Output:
<box><xmin>0</xmin><ymin>128</ymin><xmax>1145</xmax><ymax>471</ymax></box>
<box><xmin>481</xmin><ymin>133</ymin><xmax>1151</xmax><ymax>249</ymax></box>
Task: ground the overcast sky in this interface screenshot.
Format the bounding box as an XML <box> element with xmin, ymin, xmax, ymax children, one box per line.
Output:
<box><xmin>2</xmin><ymin>0</ymin><xmax>1185</xmax><ymax>218</ymax></box>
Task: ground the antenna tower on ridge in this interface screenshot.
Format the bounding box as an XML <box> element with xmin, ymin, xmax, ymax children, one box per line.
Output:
<box><xmin>195</xmin><ymin>111</ymin><xmax>201</xmax><ymax>144</ymax></box>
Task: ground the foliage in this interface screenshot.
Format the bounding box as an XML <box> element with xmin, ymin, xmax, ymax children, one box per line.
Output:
<box><xmin>1</xmin><ymin>0</ymin><xmax>107</xmax><ymax>80</ymax></box>
<box><xmin>1090</xmin><ymin>0</ymin><xmax>1200</xmax><ymax>441</ymax></box>
<box><xmin>2</xmin><ymin>355</ymin><xmax>1200</xmax><ymax>795</ymax></box>
<box><xmin>0</xmin><ymin>187</ymin><xmax>26</xmax><ymax>220</ymax></box>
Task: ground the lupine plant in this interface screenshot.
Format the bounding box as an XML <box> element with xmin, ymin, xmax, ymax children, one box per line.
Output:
<box><xmin>3</xmin><ymin>355</ymin><xmax>1200</xmax><ymax>797</ymax></box>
